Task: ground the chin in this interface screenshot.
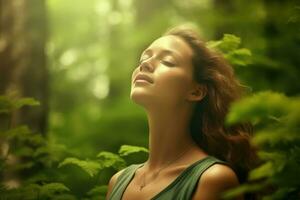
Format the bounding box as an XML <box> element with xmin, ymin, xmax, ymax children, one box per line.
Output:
<box><xmin>130</xmin><ymin>89</ymin><xmax>153</xmax><ymax>107</ymax></box>
<box><xmin>130</xmin><ymin>93</ymin><xmax>147</xmax><ymax>106</ymax></box>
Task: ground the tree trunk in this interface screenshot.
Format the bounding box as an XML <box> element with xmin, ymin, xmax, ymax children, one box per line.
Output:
<box><xmin>0</xmin><ymin>0</ymin><xmax>48</xmax><ymax>135</ymax></box>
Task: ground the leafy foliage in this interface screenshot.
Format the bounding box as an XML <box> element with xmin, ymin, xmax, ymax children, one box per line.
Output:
<box><xmin>223</xmin><ymin>92</ymin><xmax>300</xmax><ymax>199</ymax></box>
<box><xmin>58</xmin><ymin>145</ymin><xmax>148</xmax><ymax>199</ymax></box>
<box><xmin>0</xmin><ymin>95</ymin><xmax>40</xmax><ymax>114</ymax></box>
<box><xmin>208</xmin><ymin>31</ymin><xmax>300</xmax><ymax>199</ymax></box>
<box><xmin>226</xmin><ymin>91</ymin><xmax>290</xmax><ymax>125</ymax></box>
<box><xmin>1</xmin><ymin>183</ymin><xmax>71</xmax><ymax>200</ymax></box>
<box><xmin>118</xmin><ymin>144</ymin><xmax>149</xmax><ymax>157</ymax></box>
<box><xmin>39</xmin><ymin>183</ymin><xmax>70</xmax><ymax>198</ymax></box>
<box><xmin>0</xmin><ymin>96</ymin><xmax>75</xmax><ymax>199</ymax></box>
<box><xmin>0</xmin><ymin>95</ymin><xmax>149</xmax><ymax>199</ymax></box>
<box><xmin>97</xmin><ymin>151</ymin><xmax>126</xmax><ymax>170</ymax></box>
<box><xmin>207</xmin><ymin>34</ymin><xmax>252</xmax><ymax>67</ymax></box>
<box><xmin>58</xmin><ymin>157</ymin><xmax>102</xmax><ymax>177</ymax></box>
<box><xmin>86</xmin><ymin>185</ymin><xmax>108</xmax><ymax>200</ymax></box>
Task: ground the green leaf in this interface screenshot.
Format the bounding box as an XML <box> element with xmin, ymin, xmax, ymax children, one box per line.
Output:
<box><xmin>12</xmin><ymin>161</ymin><xmax>35</xmax><ymax>170</ymax></box>
<box><xmin>14</xmin><ymin>146</ymin><xmax>35</xmax><ymax>157</ymax></box>
<box><xmin>225</xmin><ymin>48</ymin><xmax>252</xmax><ymax>66</ymax></box>
<box><xmin>226</xmin><ymin>91</ymin><xmax>289</xmax><ymax>125</ymax></box>
<box><xmin>222</xmin><ymin>182</ymin><xmax>267</xmax><ymax>199</ymax></box>
<box><xmin>253</xmin><ymin>129</ymin><xmax>300</xmax><ymax>148</ymax></box>
<box><xmin>207</xmin><ymin>34</ymin><xmax>253</xmax><ymax>68</ymax></box>
<box><xmin>50</xmin><ymin>194</ymin><xmax>77</xmax><ymax>200</ymax></box>
<box><xmin>4</xmin><ymin>125</ymin><xmax>31</xmax><ymax>139</ymax></box>
<box><xmin>257</xmin><ymin>151</ymin><xmax>286</xmax><ymax>162</ymax></box>
<box><xmin>4</xmin><ymin>126</ymin><xmax>44</xmax><ymax>146</ymax></box>
<box><xmin>58</xmin><ymin>157</ymin><xmax>101</xmax><ymax>177</ymax></box>
<box><xmin>261</xmin><ymin>187</ymin><xmax>298</xmax><ymax>200</ymax></box>
<box><xmin>33</xmin><ymin>146</ymin><xmax>49</xmax><ymax>157</ymax></box>
<box><xmin>221</xmin><ymin>34</ymin><xmax>241</xmax><ymax>52</ymax></box>
<box><xmin>206</xmin><ymin>40</ymin><xmax>222</xmax><ymax>49</ymax></box>
<box><xmin>20</xmin><ymin>184</ymin><xmax>41</xmax><ymax>199</ymax></box>
<box><xmin>249</xmin><ymin>162</ymin><xmax>274</xmax><ymax>181</ymax></box>
<box><xmin>0</xmin><ymin>96</ymin><xmax>40</xmax><ymax>114</ymax></box>
<box><xmin>13</xmin><ymin>97</ymin><xmax>40</xmax><ymax>109</ymax></box>
<box><xmin>40</xmin><ymin>183</ymin><xmax>70</xmax><ymax>198</ymax></box>
<box><xmin>118</xmin><ymin>145</ymin><xmax>149</xmax><ymax>157</ymax></box>
<box><xmin>25</xmin><ymin>173</ymin><xmax>49</xmax><ymax>184</ymax></box>
<box><xmin>207</xmin><ymin>34</ymin><xmax>241</xmax><ymax>53</ymax></box>
<box><xmin>97</xmin><ymin>151</ymin><xmax>126</xmax><ymax>170</ymax></box>
<box><xmin>285</xmin><ymin>100</ymin><xmax>300</xmax><ymax>128</ymax></box>
<box><xmin>86</xmin><ymin>185</ymin><xmax>108</xmax><ymax>197</ymax></box>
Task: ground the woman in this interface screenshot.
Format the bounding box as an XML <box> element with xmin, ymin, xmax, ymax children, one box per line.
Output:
<box><xmin>106</xmin><ymin>26</ymin><xmax>257</xmax><ymax>200</ymax></box>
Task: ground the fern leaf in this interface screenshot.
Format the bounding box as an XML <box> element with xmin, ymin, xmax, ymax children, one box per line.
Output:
<box><xmin>222</xmin><ymin>182</ymin><xmax>267</xmax><ymax>199</ymax></box>
<box><xmin>87</xmin><ymin>185</ymin><xmax>108</xmax><ymax>197</ymax></box>
<box><xmin>207</xmin><ymin>34</ymin><xmax>241</xmax><ymax>53</ymax></box>
<box><xmin>0</xmin><ymin>96</ymin><xmax>39</xmax><ymax>114</ymax></box>
<box><xmin>14</xmin><ymin>97</ymin><xmax>40</xmax><ymax>109</ymax></box>
<box><xmin>225</xmin><ymin>48</ymin><xmax>252</xmax><ymax>66</ymax></box>
<box><xmin>40</xmin><ymin>183</ymin><xmax>70</xmax><ymax>198</ymax></box>
<box><xmin>118</xmin><ymin>145</ymin><xmax>149</xmax><ymax>156</ymax></box>
<box><xmin>226</xmin><ymin>91</ymin><xmax>289</xmax><ymax>125</ymax></box>
<box><xmin>97</xmin><ymin>151</ymin><xmax>126</xmax><ymax>170</ymax></box>
<box><xmin>58</xmin><ymin>157</ymin><xmax>101</xmax><ymax>177</ymax></box>
<box><xmin>249</xmin><ymin>162</ymin><xmax>274</xmax><ymax>181</ymax></box>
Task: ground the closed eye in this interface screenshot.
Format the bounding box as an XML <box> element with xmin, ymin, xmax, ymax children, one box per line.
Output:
<box><xmin>161</xmin><ymin>60</ymin><xmax>176</xmax><ymax>67</ymax></box>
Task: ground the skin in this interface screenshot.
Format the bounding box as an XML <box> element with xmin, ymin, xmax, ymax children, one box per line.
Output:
<box><xmin>106</xmin><ymin>35</ymin><xmax>242</xmax><ymax>200</ymax></box>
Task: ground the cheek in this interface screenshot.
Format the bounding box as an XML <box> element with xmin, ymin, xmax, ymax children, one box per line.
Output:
<box><xmin>155</xmin><ymin>68</ymin><xmax>193</xmax><ymax>98</ymax></box>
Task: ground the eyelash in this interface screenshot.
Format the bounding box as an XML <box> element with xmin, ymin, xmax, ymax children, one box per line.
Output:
<box><xmin>161</xmin><ymin>60</ymin><xmax>175</xmax><ymax>67</ymax></box>
<box><xmin>139</xmin><ymin>57</ymin><xmax>175</xmax><ymax>67</ymax></box>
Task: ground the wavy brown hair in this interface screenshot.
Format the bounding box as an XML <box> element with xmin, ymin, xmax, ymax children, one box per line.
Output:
<box><xmin>164</xmin><ymin>26</ymin><xmax>258</xmax><ymax>185</ymax></box>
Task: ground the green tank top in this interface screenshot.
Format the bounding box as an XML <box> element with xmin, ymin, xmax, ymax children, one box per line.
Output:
<box><xmin>108</xmin><ymin>156</ymin><xmax>227</xmax><ymax>200</ymax></box>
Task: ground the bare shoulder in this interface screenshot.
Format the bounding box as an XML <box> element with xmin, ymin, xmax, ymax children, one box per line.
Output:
<box><xmin>200</xmin><ymin>164</ymin><xmax>240</xmax><ymax>189</ymax></box>
<box><xmin>105</xmin><ymin>168</ymin><xmax>126</xmax><ymax>200</ymax></box>
<box><xmin>192</xmin><ymin>164</ymin><xmax>243</xmax><ymax>200</ymax></box>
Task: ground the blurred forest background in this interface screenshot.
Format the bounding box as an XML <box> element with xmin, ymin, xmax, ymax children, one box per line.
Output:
<box><xmin>0</xmin><ymin>0</ymin><xmax>299</xmax><ymax>199</ymax></box>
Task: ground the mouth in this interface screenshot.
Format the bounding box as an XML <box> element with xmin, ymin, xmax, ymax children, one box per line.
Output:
<box><xmin>135</xmin><ymin>79</ymin><xmax>151</xmax><ymax>84</ymax></box>
<box><xmin>134</xmin><ymin>73</ymin><xmax>154</xmax><ymax>84</ymax></box>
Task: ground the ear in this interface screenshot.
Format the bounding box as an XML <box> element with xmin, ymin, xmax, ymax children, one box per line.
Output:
<box><xmin>186</xmin><ymin>83</ymin><xmax>207</xmax><ymax>102</ymax></box>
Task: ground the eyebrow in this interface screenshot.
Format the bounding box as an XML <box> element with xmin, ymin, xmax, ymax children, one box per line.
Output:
<box><xmin>141</xmin><ymin>48</ymin><xmax>182</xmax><ymax>61</ymax></box>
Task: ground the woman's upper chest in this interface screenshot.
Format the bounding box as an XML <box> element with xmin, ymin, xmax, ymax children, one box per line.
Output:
<box><xmin>121</xmin><ymin>180</ymin><xmax>164</xmax><ymax>200</ymax></box>
<box><xmin>121</xmin><ymin>165</ymin><xmax>188</xmax><ymax>200</ymax></box>
<box><xmin>113</xmin><ymin>156</ymin><xmax>222</xmax><ymax>200</ymax></box>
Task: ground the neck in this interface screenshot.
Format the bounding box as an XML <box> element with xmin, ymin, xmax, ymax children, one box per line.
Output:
<box><xmin>144</xmin><ymin>105</ymin><xmax>198</xmax><ymax>170</ymax></box>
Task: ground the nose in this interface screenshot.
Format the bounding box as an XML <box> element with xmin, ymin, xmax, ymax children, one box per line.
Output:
<box><xmin>139</xmin><ymin>59</ymin><xmax>154</xmax><ymax>72</ymax></box>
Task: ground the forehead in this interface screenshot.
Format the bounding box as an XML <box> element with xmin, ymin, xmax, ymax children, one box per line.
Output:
<box><xmin>145</xmin><ymin>35</ymin><xmax>194</xmax><ymax>61</ymax></box>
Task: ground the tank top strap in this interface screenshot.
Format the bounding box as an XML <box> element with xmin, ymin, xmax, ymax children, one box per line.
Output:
<box><xmin>108</xmin><ymin>163</ymin><xmax>143</xmax><ymax>200</ymax></box>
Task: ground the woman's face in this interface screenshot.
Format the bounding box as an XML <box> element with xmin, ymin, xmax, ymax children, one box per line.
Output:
<box><xmin>130</xmin><ymin>35</ymin><xmax>197</xmax><ymax>108</ymax></box>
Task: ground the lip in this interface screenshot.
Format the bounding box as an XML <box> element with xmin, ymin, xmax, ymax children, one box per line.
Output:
<box><xmin>134</xmin><ymin>73</ymin><xmax>154</xmax><ymax>84</ymax></box>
